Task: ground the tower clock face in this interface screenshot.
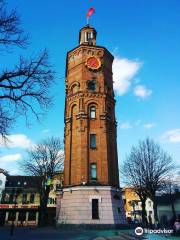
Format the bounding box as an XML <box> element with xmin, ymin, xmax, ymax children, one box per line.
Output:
<box><xmin>85</xmin><ymin>56</ymin><xmax>101</xmax><ymax>70</ymax></box>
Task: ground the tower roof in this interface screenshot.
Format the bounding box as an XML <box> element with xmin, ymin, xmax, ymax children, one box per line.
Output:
<box><xmin>79</xmin><ymin>24</ymin><xmax>97</xmax><ymax>46</ymax></box>
<box><xmin>79</xmin><ymin>24</ymin><xmax>97</xmax><ymax>33</ymax></box>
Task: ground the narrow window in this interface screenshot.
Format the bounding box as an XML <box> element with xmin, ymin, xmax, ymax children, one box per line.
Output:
<box><xmin>28</xmin><ymin>211</ymin><xmax>36</xmax><ymax>221</ymax></box>
<box><xmin>90</xmin><ymin>106</ymin><xmax>96</xmax><ymax>119</ymax></box>
<box><xmin>30</xmin><ymin>193</ymin><xmax>35</xmax><ymax>204</ymax></box>
<box><xmin>9</xmin><ymin>194</ymin><xmax>13</xmax><ymax>204</ymax></box>
<box><xmin>92</xmin><ymin>199</ymin><xmax>99</xmax><ymax>219</ymax></box>
<box><xmin>84</xmin><ymin>32</ymin><xmax>87</xmax><ymax>42</ymax></box>
<box><xmin>87</xmin><ymin>32</ymin><xmax>91</xmax><ymax>40</ymax></box>
<box><xmin>85</xmin><ymin>32</ymin><xmax>93</xmax><ymax>42</ymax></box>
<box><xmin>90</xmin><ymin>134</ymin><xmax>96</xmax><ymax>149</ymax></box>
<box><xmin>90</xmin><ymin>163</ymin><xmax>97</xmax><ymax>180</ymax></box>
<box><xmin>19</xmin><ymin>211</ymin><xmax>26</xmax><ymax>222</ymax></box>
<box><xmin>8</xmin><ymin>211</ymin><xmax>16</xmax><ymax>221</ymax></box>
<box><xmin>22</xmin><ymin>193</ymin><xmax>27</xmax><ymax>204</ymax></box>
<box><xmin>71</xmin><ymin>84</ymin><xmax>79</xmax><ymax>94</ymax></box>
<box><xmin>4</xmin><ymin>193</ymin><xmax>9</xmax><ymax>203</ymax></box>
<box><xmin>88</xmin><ymin>81</ymin><xmax>96</xmax><ymax>91</ymax></box>
<box><xmin>88</xmin><ymin>32</ymin><xmax>93</xmax><ymax>40</ymax></box>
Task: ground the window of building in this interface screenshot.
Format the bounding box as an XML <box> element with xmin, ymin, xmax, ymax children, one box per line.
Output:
<box><xmin>48</xmin><ymin>197</ymin><xmax>55</xmax><ymax>205</ymax></box>
<box><xmin>8</xmin><ymin>211</ymin><xmax>16</xmax><ymax>221</ymax></box>
<box><xmin>4</xmin><ymin>193</ymin><xmax>9</xmax><ymax>203</ymax></box>
<box><xmin>90</xmin><ymin>134</ymin><xmax>96</xmax><ymax>149</ymax></box>
<box><xmin>28</xmin><ymin>211</ymin><xmax>36</xmax><ymax>221</ymax></box>
<box><xmin>87</xmin><ymin>80</ymin><xmax>96</xmax><ymax>91</ymax></box>
<box><xmin>71</xmin><ymin>84</ymin><xmax>79</xmax><ymax>94</ymax></box>
<box><xmin>17</xmin><ymin>181</ymin><xmax>21</xmax><ymax>185</ymax></box>
<box><xmin>85</xmin><ymin>32</ymin><xmax>93</xmax><ymax>42</ymax></box>
<box><xmin>90</xmin><ymin>163</ymin><xmax>97</xmax><ymax>180</ymax></box>
<box><xmin>30</xmin><ymin>193</ymin><xmax>35</xmax><ymax>204</ymax></box>
<box><xmin>90</xmin><ymin>106</ymin><xmax>96</xmax><ymax>119</ymax></box>
<box><xmin>18</xmin><ymin>211</ymin><xmax>26</xmax><ymax>221</ymax></box>
<box><xmin>92</xmin><ymin>199</ymin><xmax>99</xmax><ymax>219</ymax></box>
<box><xmin>22</xmin><ymin>193</ymin><xmax>27</xmax><ymax>204</ymax></box>
<box><xmin>56</xmin><ymin>184</ymin><xmax>62</xmax><ymax>191</ymax></box>
<box><xmin>24</xmin><ymin>181</ymin><xmax>27</xmax><ymax>186</ymax></box>
<box><xmin>9</xmin><ymin>194</ymin><xmax>14</xmax><ymax>204</ymax></box>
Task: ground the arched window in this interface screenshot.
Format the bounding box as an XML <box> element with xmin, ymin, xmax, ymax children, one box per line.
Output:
<box><xmin>90</xmin><ymin>106</ymin><xmax>96</xmax><ymax>119</ymax></box>
<box><xmin>87</xmin><ymin>80</ymin><xmax>96</xmax><ymax>91</ymax></box>
<box><xmin>85</xmin><ymin>32</ymin><xmax>93</xmax><ymax>43</ymax></box>
<box><xmin>71</xmin><ymin>83</ymin><xmax>79</xmax><ymax>94</ymax></box>
<box><xmin>90</xmin><ymin>163</ymin><xmax>97</xmax><ymax>180</ymax></box>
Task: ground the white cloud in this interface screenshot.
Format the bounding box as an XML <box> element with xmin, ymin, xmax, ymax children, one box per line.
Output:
<box><xmin>0</xmin><ymin>153</ymin><xmax>22</xmax><ymax>163</ymax></box>
<box><xmin>133</xmin><ymin>85</ymin><xmax>152</xmax><ymax>98</ymax></box>
<box><xmin>119</xmin><ymin>122</ymin><xmax>132</xmax><ymax>129</ymax></box>
<box><xmin>143</xmin><ymin>123</ymin><xmax>155</xmax><ymax>129</ymax></box>
<box><xmin>0</xmin><ymin>134</ymin><xmax>33</xmax><ymax>149</ymax></box>
<box><xmin>113</xmin><ymin>55</ymin><xmax>142</xmax><ymax>95</ymax></box>
<box><xmin>161</xmin><ymin>129</ymin><xmax>180</xmax><ymax>143</ymax></box>
<box><xmin>119</xmin><ymin>120</ymin><xmax>155</xmax><ymax>130</ymax></box>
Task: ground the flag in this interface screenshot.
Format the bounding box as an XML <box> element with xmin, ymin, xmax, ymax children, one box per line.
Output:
<box><xmin>87</xmin><ymin>7</ymin><xmax>95</xmax><ymax>18</ymax></box>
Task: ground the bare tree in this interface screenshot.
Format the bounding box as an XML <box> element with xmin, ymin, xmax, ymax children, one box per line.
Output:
<box><xmin>122</xmin><ymin>138</ymin><xmax>174</xmax><ymax>226</ymax></box>
<box><xmin>0</xmin><ymin>0</ymin><xmax>28</xmax><ymax>49</ymax></box>
<box><xmin>161</xmin><ymin>173</ymin><xmax>180</xmax><ymax>219</ymax></box>
<box><xmin>0</xmin><ymin>0</ymin><xmax>55</xmax><ymax>138</ymax></box>
<box><xmin>122</xmin><ymin>149</ymin><xmax>148</xmax><ymax>226</ymax></box>
<box><xmin>19</xmin><ymin>137</ymin><xmax>64</xmax><ymax>226</ymax></box>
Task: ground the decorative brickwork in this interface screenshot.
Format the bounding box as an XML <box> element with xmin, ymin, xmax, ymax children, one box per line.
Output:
<box><xmin>57</xmin><ymin>25</ymin><xmax>126</xmax><ymax>226</ymax></box>
<box><xmin>64</xmin><ymin>25</ymin><xmax>119</xmax><ymax>188</ymax></box>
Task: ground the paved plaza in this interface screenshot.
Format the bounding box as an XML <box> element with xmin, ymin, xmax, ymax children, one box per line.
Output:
<box><xmin>0</xmin><ymin>227</ymin><xmax>178</xmax><ymax>240</ymax></box>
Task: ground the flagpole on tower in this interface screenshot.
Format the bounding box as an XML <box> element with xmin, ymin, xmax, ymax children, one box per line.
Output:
<box><xmin>86</xmin><ymin>7</ymin><xmax>95</xmax><ymax>25</ymax></box>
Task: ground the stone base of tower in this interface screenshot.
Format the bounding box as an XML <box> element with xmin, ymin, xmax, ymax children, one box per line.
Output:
<box><xmin>56</xmin><ymin>186</ymin><xmax>127</xmax><ymax>227</ymax></box>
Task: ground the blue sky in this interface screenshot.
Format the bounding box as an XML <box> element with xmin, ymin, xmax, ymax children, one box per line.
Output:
<box><xmin>0</xmin><ymin>0</ymin><xmax>180</xmax><ymax>178</ymax></box>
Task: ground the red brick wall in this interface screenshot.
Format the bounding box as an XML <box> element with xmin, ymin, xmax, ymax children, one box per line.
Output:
<box><xmin>64</xmin><ymin>30</ymin><xmax>119</xmax><ymax>187</ymax></box>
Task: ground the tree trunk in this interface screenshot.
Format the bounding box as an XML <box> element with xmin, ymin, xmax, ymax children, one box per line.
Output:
<box><xmin>171</xmin><ymin>196</ymin><xmax>176</xmax><ymax>218</ymax></box>
<box><xmin>152</xmin><ymin>196</ymin><xmax>159</xmax><ymax>226</ymax></box>
<box><xmin>39</xmin><ymin>205</ymin><xmax>47</xmax><ymax>227</ymax></box>
<box><xmin>141</xmin><ymin>199</ymin><xmax>147</xmax><ymax>227</ymax></box>
<box><xmin>39</xmin><ymin>185</ymin><xmax>50</xmax><ymax>227</ymax></box>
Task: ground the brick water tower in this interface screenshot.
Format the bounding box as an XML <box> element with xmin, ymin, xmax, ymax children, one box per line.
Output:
<box><xmin>56</xmin><ymin>23</ymin><xmax>126</xmax><ymax>227</ymax></box>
